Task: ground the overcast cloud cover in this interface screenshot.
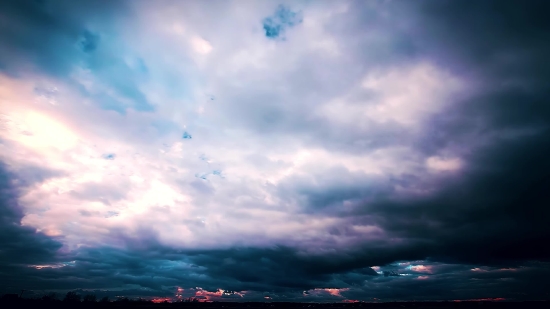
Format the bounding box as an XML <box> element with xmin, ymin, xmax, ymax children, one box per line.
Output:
<box><xmin>1</xmin><ymin>0</ymin><xmax>549</xmax><ymax>302</ymax></box>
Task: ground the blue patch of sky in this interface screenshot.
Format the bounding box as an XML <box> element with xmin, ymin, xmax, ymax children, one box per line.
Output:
<box><xmin>102</xmin><ymin>153</ymin><xmax>116</xmax><ymax>160</ymax></box>
<box><xmin>1</xmin><ymin>1</ymin><xmax>197</xmax><ymax>115</ymax></box>
<box><xmin>182</xmin><ymin>131</ymin><xmax>192</xmax><ymax>139</ymax></box>
<box><xmin>194</xmin><ymin>170</ymin><xmax>223</xmax><ymax>181</ymax></box>
<box><xmin>195</xmin><ymin>173</ymin><xmax>208</xmax><ymax>180</ymax></box>
<box><xmin>262</xmin><ymin>5</ymin><xmax>303</xmax><ymax>39</ymax></box>
<box><xmin>79</xmin><ymin>31</ymin><xmax>155</xmax><ymax>113</ymax></box>
<box><xmin>91</xmin><ymin>92</ymin><xmax>129</xmax><ymax>114</ymax></box>
<box><xmin>199</xmin><ymin>154</ymin><xmax>209</xmax><ymax>161</ymax></box>
<box><xmin>158</xmin><ymin>71</ymin><xmax>193</xmax><ymax>99</ymax></box>
<box><xmin>78</xmin><ymin>30</ymin><xmax>100</xmax><ymax>53</ymax></box>
<box><xmin>150</xmin><ymin>120</ymin><xmax>179</xmax><ymax>136</ymax></box>
<box><xmin>136</xmin><ymin>57</ymin><xmax>149</xmax><ymax>74</ymax></box>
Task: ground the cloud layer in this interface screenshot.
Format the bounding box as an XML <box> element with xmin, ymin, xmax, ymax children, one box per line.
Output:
<box><xmin>1</xmin><ymin>0</ymin><xmax>549</xmax><ymax>302</ymax></box>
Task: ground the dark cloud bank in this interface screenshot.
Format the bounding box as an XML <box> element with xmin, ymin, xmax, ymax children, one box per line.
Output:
<box><xmin>1</xmin><ymin>0</ymin><xmax>550</xmax><ymax>302</ymax></box>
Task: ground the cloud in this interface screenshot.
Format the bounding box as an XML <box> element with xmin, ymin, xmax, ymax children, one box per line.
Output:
<box><xmin>0</xmin><ymin>0</ymin><xmax>550</xmax><ymax>302</ymax></box>
<box><xmin>191</xmin><ymin>36</ymin><xmax>212</xmax><ymax>54</ymax></box>
<box><xmin>0</xmin><ymin>161</ymin><xmax>65</xmax><ymax>291</ymax></box>
<box><xmin>426</xmin><ymin>156</ymin><xmax>462</xmax><ymax>172</ymax></box>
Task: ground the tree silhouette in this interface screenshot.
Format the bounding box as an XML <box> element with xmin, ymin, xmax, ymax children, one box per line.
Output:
<box><xmin>99</xmin><ymin>296</ymin><xmax>110</xmax><ymax>303</ymax></box>
<box><xmin>116</xmin><ymin>296</ymin><xmax>129</xmax><ymax>302</ymax></box>
<box><xmin>63</xmin><ymin>291</ymin><xmax>81</xmax><ymax>302</ymax></box>
<box><xmin>41</xmin><ymin>292</ymin><xmax>58</xmax><ymax>301</ymax></box>
<box><xmin>83</xmin><ymin>294</ymin><xmax>97</xmax><ymax>302</ymax></box>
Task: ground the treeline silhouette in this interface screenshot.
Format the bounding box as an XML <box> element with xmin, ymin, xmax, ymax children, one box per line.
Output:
<box><xmin>1</xmin><ymin>293</ymin><xmax>549</xmax><ymax>309</ymax></box>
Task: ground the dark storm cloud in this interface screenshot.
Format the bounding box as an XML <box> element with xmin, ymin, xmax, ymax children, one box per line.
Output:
<box><xmin>0</xmin><ymin>162</ymin><xmax>64</xmax><ymax>291</ymax></box>
<box><xmin>148</xmin><ymin>244</ymin><xmax>393</xmax><ymax>292</ymax></box>
<box><xmin>358</xmin><ymin>0</ymin><xmax>550</xmax><ymax>265</ymax></box>
<box><xmin>365</xmin><ymin>261</ymin><xmax>550</xmax><ymax>301</ymax></box>
<box><xmin>406</xmin><ymin>0</ymin><xmax>550</xmax><ymax>144</ymax></box>
<box><xmin>39</xmin><ymin>245</ymin><xmax>550</xmax><ymax>301</ymax></box>
<box><xmin>410</xmin><ymin>0</ymin><xmax>550</xmax><ymax>83</ymax></box>
<box><xmin>373</xmin><ymin>129</ymin><xmax>550</xmax><ymax>264</ymax></box>
<box><xmin>0</xmin><ymin>242</ymin><xmax>380</xmax><ymax>296</ymax></box>
<box><xmin>282</xmin><ymin>123</ymin><xmax>550</xmax><ymax>267</ymax></box>
<box><xmin>0</xmin><ymin>228</ymin><xmax>547</xmax><ymax>301</ymax></box>
<box><xmin>277</xmin><ymin>167</ymin><xmax>393</xmax><ymax>213</ymax></box>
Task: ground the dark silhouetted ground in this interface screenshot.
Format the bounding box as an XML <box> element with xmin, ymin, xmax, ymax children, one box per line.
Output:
<box><xmin>1</xmin><ymin>296</ymin><xmax>549</xmax><ymax>309</ymax></box>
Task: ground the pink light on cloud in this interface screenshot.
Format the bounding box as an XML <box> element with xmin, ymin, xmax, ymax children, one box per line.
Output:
<box><xmin>190</xmin><ymin>288</ymin><xmax>245</xmax><ymax>302</ymax></box>
<box><xmin>410</xmin><ymin>265</ymin><xmax>433</xmax><ymax>273</ymax></box>
<box><xmin>194</xmin><ymin>288</ymin><xmax>223</xmax><ymax>301</ymax></box>
<box><xmin>307</xmin><ymin>288</ymin><xmax>350</xmax><ymax>297</ymax></box>
<box><xmin>151</xmin><ymin>297</ymin><xmax>172</xmax><ymax>303</ymax></box>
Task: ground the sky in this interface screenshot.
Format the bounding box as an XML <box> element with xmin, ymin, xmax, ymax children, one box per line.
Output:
<box><xmin>0</xmin><ymin>0</ymin><xmax>549</xmax><ymax>303</ymax></box>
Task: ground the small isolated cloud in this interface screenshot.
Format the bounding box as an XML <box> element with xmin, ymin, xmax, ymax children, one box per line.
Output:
<box><xmin>262</xmin><ymin>5</ymin><xmax>303</xmax><ymax>39</ymax></box>
<box><xmin>409</xmin><ymin>265</ymin><xmax>433</xmax><ymax>274</ymax></box>
<box><xmin>426</xmin><ymin>156</ymin><xmax>462</xmax><ymax>172</ymax></box>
